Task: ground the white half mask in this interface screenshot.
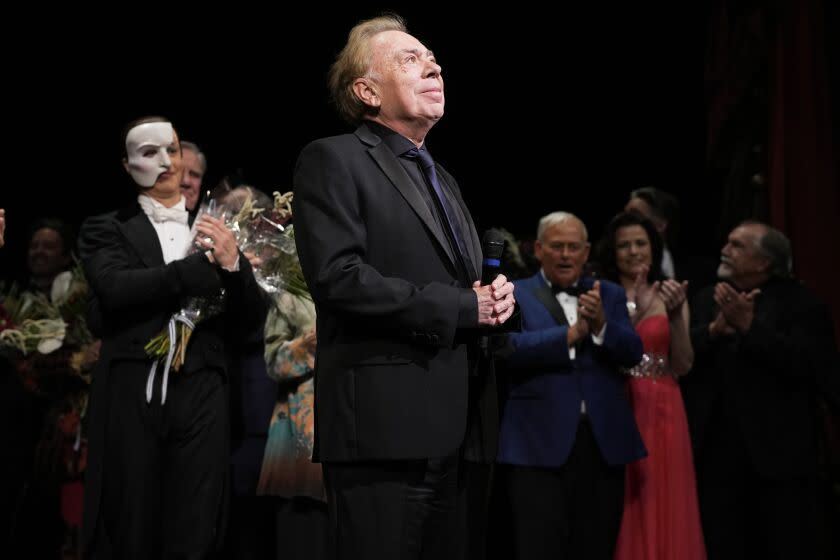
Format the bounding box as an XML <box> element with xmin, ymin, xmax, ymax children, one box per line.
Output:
<box><xmin>125</xmin><ymin>122</ymin><xmax>175</xmax><ymax>187</ymax></box>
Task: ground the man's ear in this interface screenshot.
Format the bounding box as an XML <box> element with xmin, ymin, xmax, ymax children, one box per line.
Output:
<box><xmin>352</xmin><ymin>78</ymin><xmax>380</xmax><ymax>108</ymax></box>
<box><xmin>756</xmin><ymin>255</ymin><xmax>772</xmax><ymax>274</ymax></box>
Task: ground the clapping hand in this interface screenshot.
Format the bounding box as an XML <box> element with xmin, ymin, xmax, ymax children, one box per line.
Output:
<box><xmin>659</xmin><ymin>279</ymin><xmax>689</xmax><ymax>316</ymax></box>
<box><xmin>632</xmin><ymin>265</ymin><xmax>658</xmax><ymax>320</ymax></box>
<box><xmin>714</xmin><ymin>282</ymin><xmax>760</xmax><ymax>333</ymax></box>
<box><xmin>579</xmin><ymin>280</ymin><xmax>605</xmax><ymax>332</ymax></box>
<box><xmin>195</xmin><ymin>215</ymin><xmax>239</xmax><ymax>270</ymax></box>
<box><xmin>243</xmin><ymin>251</ymin><xmax>264</xmax><ymax>269</ymax></box>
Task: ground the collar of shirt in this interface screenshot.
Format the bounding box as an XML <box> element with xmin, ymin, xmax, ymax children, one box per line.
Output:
<box><xmin>137</xmin><ymin>194</ymin><xmax>191</xmax><ymax>263</ymax></box>
<box><xmin>365</xmin><ymin>120</ymin><xmax>422</xmax><ymax>156</ymax></box>
<box><xmin>540</xmin><ymin>270</ymin><xmax>582</xmax><ymax>298</ymax></box>
<box><xmin>137</xmin><ymin>194</ymin><xmax>188</xmax><ymax>224</ymax></box>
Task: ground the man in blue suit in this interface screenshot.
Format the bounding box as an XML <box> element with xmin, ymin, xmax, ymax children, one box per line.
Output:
<box><xmin>497</xmin><ymin>211</ymin><xmax>645</xmax><ymax>560</ymax></box>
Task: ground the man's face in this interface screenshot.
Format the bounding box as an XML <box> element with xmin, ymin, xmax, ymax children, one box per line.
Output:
<box><xmin>717</xmin><ymin>224</ymin><xmax>769</xmax><ymax>288</ymax></box>
<box><xmin>368</xmin><ymin>30</ymin><xmax>445</xmax><ymax>128</ymax></box>
<box><xmin>535</xmin><ymin>220</ymin><xmax>590</xmax><ymax>288</ymax></box>
<box><xmin>180</xmin><ymin>149</ymin><xmax>204</xmax><ymax>211</ymax></box>
<box><xmin>28</xmin><ymin>227</ymin><xmax>69</xmax><ymax>280</ymax></box>
<box><xmin>124</xmin><ymin>122</ymin><xmax>182</xmax><ymax>193</ymax></box>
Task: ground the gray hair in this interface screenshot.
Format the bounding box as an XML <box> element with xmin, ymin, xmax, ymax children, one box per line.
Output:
<box><xmin>328</xmin><ymin>14</ymin><xmax>407</xmax><ymax>124</ymax></box>
<box><xmin>741</xmin><ymin>220</ymin><xmax>793</xmax><ymax>278</ymax></box>
<box><xmin>537</xmin><ymin>211</ymin><xmax>588</xmax><ymax>241</ymax></box>
<box><xmin>180</xmin><ymin>140</ymin><xmax>207</xmax><ymax>173</ymax></box>
<box><xmin>757</xmin><ymin>226</ymin><xmax>793</xmax><ymax>278</ymax></box>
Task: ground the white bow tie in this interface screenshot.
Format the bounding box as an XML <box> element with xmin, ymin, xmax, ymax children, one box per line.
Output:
<box><xmin>149</xmin><ymin>206</ymin><xmax>189</xmax><ymax>224</ymax></box>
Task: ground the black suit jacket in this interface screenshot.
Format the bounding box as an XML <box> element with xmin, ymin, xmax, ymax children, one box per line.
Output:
<box><xmin>78</xmin><ymin>202</ymin><xmax>268</xmax><ymax>548</ymax></box>
<box><xmin>293</xmin><ymin>123</ymin><xmax>504</xmax><ymax>463</ymax></box>
<box><xmin>684</xmin><ymin>277</ymin><xmax>838</xmax><ymax>479</ymax></box>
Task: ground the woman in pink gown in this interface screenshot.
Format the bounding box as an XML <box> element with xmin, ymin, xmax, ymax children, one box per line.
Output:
<box><xmin>598</xmin><ymin>211</ymin><xmax>706</xmax><ymax>560</ymax></box>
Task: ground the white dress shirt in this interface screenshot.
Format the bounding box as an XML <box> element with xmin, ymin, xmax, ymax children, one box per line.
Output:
<box><xmin>540</xmin><ymin>271</ymin><xmax>607</xmax><ymax>414</ymax></box>
<box><xmin>137</xmin><ymin>194</ymin><xmax>191</xmax><ymax>264</ymax></box>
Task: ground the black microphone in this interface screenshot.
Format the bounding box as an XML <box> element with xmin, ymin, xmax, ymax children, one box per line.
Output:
<box><xmin>481</xmin><ymin>229</ymin><xmax>506</xmax><ymax>285</ymax></box>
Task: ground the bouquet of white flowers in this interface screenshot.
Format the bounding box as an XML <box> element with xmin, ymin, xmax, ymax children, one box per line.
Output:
<box><xmin>0</xmin><ymin>263</ymin><xmax>93</xmax><ymax>356</ymax></box>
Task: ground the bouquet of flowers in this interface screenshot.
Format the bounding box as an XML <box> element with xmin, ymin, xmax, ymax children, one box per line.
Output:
<box><xmin>144</xmin><ymin>187</ymin><xmax>309</xmax><ymax>400</ymax></box>
<box><xmin>237</xmin><ymin>190</ymin><xmax>310</xmax><ymax>299</ymax></box>
<box><xmin>144</xmin><ymin>197</ymin><xmax>227</xmax><ymax>382</ymax></box>
<box><xmin>0</xmin><ymin>283</ymin><xmax>67</xmax><ymax>356</ymax></box>
<box><xmin>51</xmin><ymin>259</ymin><xmax>95</xmax><ymax>348</ymax></box>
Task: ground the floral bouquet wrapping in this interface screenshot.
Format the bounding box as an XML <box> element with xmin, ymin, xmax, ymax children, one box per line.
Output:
<box><xmin>144</xmin><ymin>198</ymin><xmax>227</xmax><ymax>402</ymax></box>
<box><xmin>237</xmin><ymin>191</ymin><xmax>310</xmax><ymax>300</ymax></box>
<box><xmin>144</xmin><ymin>187</ymin><xmax>309</xmax><ymax>403</ymax></box>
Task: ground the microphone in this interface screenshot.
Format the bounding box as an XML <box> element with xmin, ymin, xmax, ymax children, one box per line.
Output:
<box><xmin>481</xmin><ymin>229</ymin><xmax>506</xmax><ymax>285</ymax></box>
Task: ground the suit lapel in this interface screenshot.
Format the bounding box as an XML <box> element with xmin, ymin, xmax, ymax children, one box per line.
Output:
<box><xmin>530</xmin><ymin>276</ymin><xmax>569</xmax><ymax>327</ymax></box>
<box><xmin>118</xmin><ymin>205</ymin><xmax>165</xmax><ymax>268</ymax></box>
<box><xmin>364</xmin><ymin>136</ymin><xmax>457</xmax><ymax>267</ymax></box>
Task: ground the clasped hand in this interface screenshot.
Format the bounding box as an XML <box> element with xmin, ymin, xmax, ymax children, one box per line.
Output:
<box><xmin>474</xmin><ymin>274</ymin><xmax>516</xmax><ymax>327</ymax></box>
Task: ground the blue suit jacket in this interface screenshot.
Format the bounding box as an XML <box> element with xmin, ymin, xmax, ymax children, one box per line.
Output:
<box><xmin>497</xmin><ymin>273</ymin><xmax>646</xmax><ymax>467</ymax></box>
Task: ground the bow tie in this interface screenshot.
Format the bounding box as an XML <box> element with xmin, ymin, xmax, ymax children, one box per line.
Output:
<box><xmin>552</xmin><ymin>284</ymin><xmax>583</xmax><ymax>297</ymax></box>
<box><xmin>148</xmin><ymin>206</ymin><xmax>189</xmax><ymax>225</ymax></box>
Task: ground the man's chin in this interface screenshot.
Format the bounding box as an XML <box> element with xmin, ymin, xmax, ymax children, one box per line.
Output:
<box><xmin>552</xmin><ymin>273</ymin><xmax>577</xmax><ymax>286</ymax></box>
<box><xmin>716</xmin><ymin>264</ymin><xmax>732</xmax><ymax>279</ymax></box>
<box><xmin>422</xmin><ymin>103</ymin><xmax>444</xmax><ymax>121</ymax></box>
<box><xmin>148</xmin><ymin>180</ymin><xmax>181</xmax><ymax>198</ymax></box>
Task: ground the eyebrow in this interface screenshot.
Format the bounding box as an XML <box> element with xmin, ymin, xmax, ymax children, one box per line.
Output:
<box><xmin>397</xmin><ymin>48</ymin><xmax>435</xmax><ymax>60</ymax></box>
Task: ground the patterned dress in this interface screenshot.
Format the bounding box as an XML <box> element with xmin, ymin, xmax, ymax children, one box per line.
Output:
<box><xmin>256</xmin><ymin>291</ymin><xmax>322</xmax><ymax>500</ymax></box>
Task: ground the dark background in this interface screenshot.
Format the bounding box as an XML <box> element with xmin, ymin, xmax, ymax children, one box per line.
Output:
<box><xmin>0</xmin><ymin>4</ymin><xmax>760</xmax><ymax>282</ymax></box>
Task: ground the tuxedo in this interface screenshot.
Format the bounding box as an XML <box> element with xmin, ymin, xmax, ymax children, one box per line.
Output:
<box><xmin>78</xmin><ymin>202</ymin><xmax>267</xmax><ymax>559</ymax></box>
<box><xmin>497</xmin><ymin>273</ymin><xmax>644</xmax><ymax>559</ymax></box>
<box><xmin>292</xmin><ymin>122</ymin><xmax>504</xmax><ymax>559</ymax></box>
<box><xmin>498</xmin><ymin>273</ymin><xmax>645</xmax><ymax>466</ymax></box>
<box><xmin>684</xmin><ymin>278</ymin><xmax>838</xmax><ymax>558</ymax></box>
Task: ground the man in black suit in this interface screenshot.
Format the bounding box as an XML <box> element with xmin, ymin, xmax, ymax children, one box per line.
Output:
<box><xmin>79</xmin><ymin>117</ymin><xmax>267</xmax><ymax>559</ymax></box>
<box><xmin>292</xmin><ymin>14</ymin><xmax>516</xmax><ymax>560</ymax></box>
<box><xmin>684</xmin><ymin>220</ymin><xmax>838</xmax><ymax>559</ymax></box>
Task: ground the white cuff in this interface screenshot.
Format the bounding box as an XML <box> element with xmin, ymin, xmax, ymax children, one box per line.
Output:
<box><xmin>591</xmin><ymin>323</ymin><xmax>607</xmax><ymax>345</ymax></box>
<box><xmin>222</xmin><ymin>254</ymin><xmax>241</xmax><ymax>272</ymax></box>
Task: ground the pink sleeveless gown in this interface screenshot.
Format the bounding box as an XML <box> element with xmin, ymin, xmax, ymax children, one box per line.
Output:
<box><xmin>614</xmin><ymin>315</ymin><xmax>706</xmax><ymax>560</ymax></box>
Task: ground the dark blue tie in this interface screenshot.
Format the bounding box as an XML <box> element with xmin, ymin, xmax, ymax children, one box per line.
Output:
<box><xmin>404</xmin><ymin>147</ymin><xmax>473</xmax><ymax>277</ymax></box>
